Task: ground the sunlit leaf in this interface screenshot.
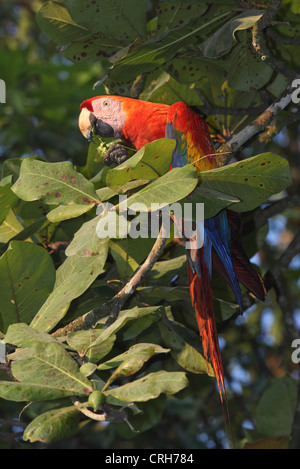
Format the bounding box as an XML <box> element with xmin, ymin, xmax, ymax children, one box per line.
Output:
<box><xmin>200</xmin><ymin>153</ymin><xmax>292</xmax><ymax>212</ymax></box>
<box><xmin>106</xmin><ymin>139</ymin><xmax>175</xmax><ymax>189</ymax></box>
<box><xmin>12</xmin><ymin>159</ymin><xmax>99</xmax><ymax>206</ymax></box>
<box><xmin>24</xmin><ymin>406</ymin><xmax>80</xmax><ymax>443</ymax></box>
<box><xmin>200</xmin><ymin>9</ymin><xmax>262</xmax><ymax>58</ymax></box>
<box><xmin>30</xmin><ymin>247</ymin><xmax>108</xmax><ymax>333</ymax></box>
<box><xmin>104</xmin><ymin>370</ymin><xmax>188</xmax><ymax>402</ymax></box>
<box><xmin>0</xmin><ymin>241</ymin><xmax>55</xmax><ymax>333</ymax></box>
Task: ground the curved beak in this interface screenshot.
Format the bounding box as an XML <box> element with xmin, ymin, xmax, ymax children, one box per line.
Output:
<box><xmin>79</xmin><ymin>108</ymin><xmax>115</xmax><ymax>142</ymax></box>
<box><xmin>78</xmin><ymin>107</ymin><xmax>96</xmax><ymax>142</ymax></box>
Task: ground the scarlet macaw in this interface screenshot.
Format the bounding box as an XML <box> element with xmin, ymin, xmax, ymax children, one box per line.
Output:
<box><xmin>78</xmin><ymin>96</ymin><xmax>266</xmax><ymax>411</ymax></box>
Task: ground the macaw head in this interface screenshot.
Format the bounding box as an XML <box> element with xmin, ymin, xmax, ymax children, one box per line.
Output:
<box><xmin>78</xmin><ymin>95</ymin><xmax>127</xmax><ymax>142</ymax></box>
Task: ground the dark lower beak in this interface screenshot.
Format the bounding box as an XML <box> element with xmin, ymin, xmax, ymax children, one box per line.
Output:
<box><xmin>95</xmin><ymin>119</ymin><xmax>115</xmax><ymax>138</ymax></box>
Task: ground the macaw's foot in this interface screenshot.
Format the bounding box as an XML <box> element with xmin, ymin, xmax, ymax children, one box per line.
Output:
<box><xmin>103</xmin><ymin>144</ymin><xmax>129</xmax><ymax>166</ymax></box>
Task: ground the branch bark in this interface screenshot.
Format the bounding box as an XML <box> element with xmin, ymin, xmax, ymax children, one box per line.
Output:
<box><xmin>52</xmin><ymin>220</ymin><xmax>170</xmax><ymax>338</ymax></box>
<box><xmin>254</xmin><ymin>193</ymin><xmax>300</xmax><ymax>231</ymax></box>
<box><xmin>252</xmin><ymin>0</ymin><xmax>296</xmax><ymax>82</ymax></box>
<box><xmin>217</xmin><ymin>84</ymin><xmax>296</xmax><ymax>166</ymax></box>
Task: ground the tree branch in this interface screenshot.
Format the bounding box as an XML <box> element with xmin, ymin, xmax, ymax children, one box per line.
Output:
<box><xmin>216</xmin><ymin>82</ymin><xmax>297</xmax><ymax>166</ymax></box>
<box><xmin>266</xmin><ymin>27</ymin><xmax>300</xmax><ymax>47</ymax></box>
<box><xmin>265</xmin><ymin>228</ymin><xmax>300</xmax><ymax>287</ymax></box>
<box><xmin>52</xmin><ymin>221</ymin><xmax>170</xmax><ymax>338</ymax></box>
<box><xmin>252</xmin><ymin>0</ymin><xmax>296</xmax><ymax>82</ymax></box>
<box><xmin>241</xmin><ymin>228</ymin><xmax>300</xmax><ymax>320</ymax></box>
<box><xmin>254</xmin><ymin>193</ymin><xmax>300</xmax><ymax>230</ymax></box>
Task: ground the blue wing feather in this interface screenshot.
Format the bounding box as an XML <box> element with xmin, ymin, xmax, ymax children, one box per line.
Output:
<box><xmin>165</xmin><ymin>117</ymin><xmax>242</xmax><ymax>310</ymax></box>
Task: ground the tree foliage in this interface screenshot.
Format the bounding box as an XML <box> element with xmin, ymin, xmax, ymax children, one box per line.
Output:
<box><xmin>0</xmin><ymin>0</ymin><xmax>299</xmax><ymax>449</ymax></box>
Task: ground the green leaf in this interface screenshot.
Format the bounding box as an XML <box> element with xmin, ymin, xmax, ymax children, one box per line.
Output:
<box><xmin>1</xmin><ymin>158</ymin><xmax>23</xmax><ymax>183</ymax></box>
<box><xmin>0</xmin><ymin>210</ymin><xmax>24</xmax><ymax>243</ymax></box>
<box><xmin>47</xmin><ymin>204</ymin><xmax>94</xmax><ymax>223</ymax></box>
<box><xmin>0</xmin><ymin>182</ymin><xmax>19</xmax><ymax>224</ymax></box>
<box><xmin>24</xmin><ymin>406</ymin><xmax>80</xmax><ymax>443</ymax></box>
<box><xmin>80</xmin><ymin>362</ymin><xmax>97</xmax><ymax>377</ymax></box>
<box><xmin>0</xmin><ymin>241</ymin><xmax>56</xmax><ymax>333</ymax></box>
<box><xmin>67</xmin><ymin>330</ymin><xmax>116</xmax><ymax>363</ymax></box>
<box><xmin>137</xmin><ymin>286</ymin><xmax>189</xmax><ymax>304</ymax></box>
<box><xmin>119</xmin><ymin>312</ymin><xmax>161</xmax><ymax>341</ymax></box>
<box><xmin>228</xmin><ymin>31</ymin><xmax>273</xmax><ymax>91</ymax></box>
<box><xmin>4</xmin><ymin>323</ymin><xmax>58</xmax><ymax>348</ymax></box>
<box><xmin>88</xmin><ymin>306</ymin><xmax>164</xmax><ymax>347</ymax></box>
<box><xmin>65</xmin><ymin>215</ymin><xmax>108</xmax><ymax>257</ymax></box>
<box><xmin>104</xmin><ymin>370</ymin><xmax>188</xmax><ymax>402</ymax></box>
<box><xmin>156</xmin><ymin>1</ymin><xmax>207</xmax><ymax>33</ymax></box>
<box><xmin>99</xmin><ymin>344</ymin><xmax>170</xmax><ymax>389</ymax></box>
<box><xmin>0</xmin><ymin>217</ymin><xmax>48</xmax><ymax>248</ymax></box>
<box><xmin>110</xmin><ymin>11</ymin><xmax>232</xmax><ymax>82</ymax></box>
<box><xmin>62</xmin><ymin>34</ymin><xmax>125</xmax><ymax>64</ymax></box>
<box><xmin>36</xmin><ymin>1</ymin><xmax>89</xmax><ymax>44</ymax></box>
<box><xmin>96</xmin><ymin>186</ymin><xmax>117</xmax><ymax>201</ymax></box>
<box><xmin>200</xmin><ymin>153</ymin><xmax>292</xmax><ymax>212</ymax></box>
<box><xmin>12</xmin><ymin>159</ymin><xmax>99</xmax><ymax>206</ymax></box>
<box><xmin>140</xmin><ymin>71</ymin><xmax>202</xmax><ymax>105</ymax></box>
<box><xmin>116</xmin><ymin>395</ymin><xmax>166</xmax><ymax>436</ymax></box>
<box><xmin>51</xmin><ymin>0</ymin><xmax>147</xmax><ymax>64</ymax></box>
<box><xmin>162</xmin><ymin>56</ymin><xmax>226</xmax><ymax>85</ymax></box>
<box><xmin>243</xmin><ymin>436</ymin><xmax>289</xmax><ymax>450</ymax></box>
<box><xmin>117</xmin><ymin>165</ymin><xmax>198</xmax><ymax>212</ymax></box>
<box><xmin>200</xmin><ymin>9</ymin><xmax>262</xmax><ymax>58</ymax></box>
<box><xmin>109</xmin><ymin>237</ymin><xmax>155</xmax><ymax>280</ymax></box>
<box><xmin>180</xmin><ymin>187</ymin><xmax>240</xmax><ymax>219</ymax></box>
<box><xmin>30</xmin><ymin>247</ymin><xmax>109</xmax><ymax>333</ymax></box>
<box><xmin>255</xmin><ymin>377</ymin><xmax>297</xmax><ymax>438</ymax></box>
<box><xmin>79</xmin><ymin>142</ymin><xmax>104</xmax><ymax>180</ymax></box>
<box><xmin>65</xmin><ymin>0</ymin><xmax>147</xmax><ymax>41</ymax></box>
<box><xmin>0</xmin><ymin>343</ymin><xmax>93</xmax><ymax>401</ymax></box>
<box><xmin>106</xmin><ymin>139</ymin><xmax>175</xmax><ymax>190</ymax></box>
<box><xmin>149</xmin><ymin>254</ymin><xmax>187</xmax><ymax>285</ymax></box>
<box><xmin>98</xmin><ymin>343</ymin><xmax>169</xmax><ymax>370</ymax></box>
<box><xmin>158</xmin><ymin>320</ymin><xmax>214</xmax><ymax>376</ymax></box>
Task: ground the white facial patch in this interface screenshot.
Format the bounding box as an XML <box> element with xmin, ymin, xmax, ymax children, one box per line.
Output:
<box><xmin>91</xmin><ymin>98</ymin><xmax>126</xmax><ymax>137</ymax></box>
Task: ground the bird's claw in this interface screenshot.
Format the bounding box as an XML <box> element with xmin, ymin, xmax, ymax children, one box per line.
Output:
<box><xmin>103</xmin><ymin>144</ymin><xmax>129</xmax><ymax>166</ymax></box>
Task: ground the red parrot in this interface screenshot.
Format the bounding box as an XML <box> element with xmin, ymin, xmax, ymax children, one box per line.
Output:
<box><xmin>78</xmin><ymin>96</ymin><xmax>266</xmax><ymax>421</ymax></box>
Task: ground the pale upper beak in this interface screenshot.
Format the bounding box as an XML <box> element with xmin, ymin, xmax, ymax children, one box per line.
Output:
<box><xmin>78</xmin><ymin>107</ymin><xmax>96</xmax><ymax>142</ymax></box>
<box><xmin>79</xmin><ymin>107</ymin><xmax>115</xmax><ymax>142</ymax></box>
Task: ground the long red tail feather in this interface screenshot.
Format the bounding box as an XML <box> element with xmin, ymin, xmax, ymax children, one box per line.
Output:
<box><xmin>186</xmin><ymin>256</ymin><xmax>226</xmax><ymax>402</ymax></box>
<box><xmin>187</xmin><ymin>256</ymin><xmax>234</xmax><ymax>445</ymax></box>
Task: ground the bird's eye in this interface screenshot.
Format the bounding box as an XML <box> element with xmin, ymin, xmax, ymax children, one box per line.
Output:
<box><xmin>103</xmin><ymin>101</ymin><xmax>109</xmax><ymax>107</ymax></box>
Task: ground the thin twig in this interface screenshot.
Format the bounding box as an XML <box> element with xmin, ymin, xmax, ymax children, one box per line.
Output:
<box><xmin>71</xmin><ymin>398</ymin><xmax>107</xmax><ymax>421</ymax></box>
<box><xmin>266</xmin><ymin>27</ymin><xmax>300</xmax><ymax>47</ymax></box>
<box><xmin>52</xmin><ymin>220</ymin><xmax>170</xmax><ymax>338</ymax></box>
<box><xmin>254</xmin><ymin>194</ymin><xmax>300</xmax><ymax>230</ymax></box>
<box><xmin>252</xmin><ymin>0</ymin><xmax>296</xmax><ymax>82</ymax></box>
<box><xmin>216</xmin><ymin>82</ymin><xmax>297</xmax><ymax>166</ymax></box>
